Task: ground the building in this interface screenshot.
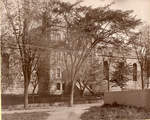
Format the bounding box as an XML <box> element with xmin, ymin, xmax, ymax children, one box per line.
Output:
<box><xmin>2</xmin><ymin>25</ymin><xmax>150</xmax><ymax>95</ymax></box>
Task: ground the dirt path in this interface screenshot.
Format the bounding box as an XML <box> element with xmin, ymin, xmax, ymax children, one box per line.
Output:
<box><xmin>2</xmin><ymin>101</ymin><xmax>104</xmax><ymax>120</ymax></box>
<box><xmin>46</xmin><ymin>102</ymin><xmax>104</xmax><ymax>120</ymax></box>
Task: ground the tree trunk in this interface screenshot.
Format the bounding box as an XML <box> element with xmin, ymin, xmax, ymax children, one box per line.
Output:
<box><xmin>108</xmin><ymin>79</ymin><xmax>110</xmax><ymax>91</ymax></box>
<box><xmin>61</xmin><ymin>89</ymin><xmax>64</xmax><ymax>100</ymax></box>
<box><xmin>108</xmin><ymin>64</ymin><xmax>110</xmax><ymax>91</ymax></box>
<box><xmin>141</xmin><ymin>67</ymin><xmax>144</xmax><ymax>89</ymax></box>
<box><xmin>32</xmin><ymin>82</ymin><xmax>38</xmax><ymax>102</ymax></box>
<box><xmin>81</xmin><ymin>87</ymin><xmax>86</xmax><ymax>96</ymax></box>
<box><xmin>69</xmin><ymin>80</ymin><xmax>75</xmax><ymax>107</ymax></box>
<box><xmin>24</xmin><ymin>69</ymin><xmax>30</xmax><ymax>109</ymax></box>
<box><xmin>24</xmin><ymin>80</ymin><xmax>29</xmax><ymax>109</ymax></box>
<box><xmin>147</xmin><ymin>77</ymin><xmax>150</xmax><ymax>88</ymax></box>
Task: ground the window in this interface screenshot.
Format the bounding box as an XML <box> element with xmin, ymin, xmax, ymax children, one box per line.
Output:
<box><xmin>57</xmin><ymin>83</ymin><xmax>60</xmax><ymax>90</ymax></box>
<box><xmin>103</xmin><ymin>61</ymin><xmax>109</xmax><ymax>80</ymax></box>
<box><xmin>133</xmin><ymin>63</ymin><xmax>137</xmax><ymax>81</ymax></box>
<box><xmin>56</xmin><ymin>68</ymin><xmax>61</xmax><ymax>78</ymax></box>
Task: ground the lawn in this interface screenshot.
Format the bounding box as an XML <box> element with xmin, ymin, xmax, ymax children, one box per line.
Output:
<box><xmin>1</xmin><ymin>94</ymin><xmax>102</xmax><ymax>109</ymax></box>
<box><xmin>81</xmin><ymin>103</ymin><xmax>150</xmax><ymax>120</ymax></box>
<box><xmin>2</xmin><ymin>112</ymin><xmax>49</xmax><ymax>120</ymax></box>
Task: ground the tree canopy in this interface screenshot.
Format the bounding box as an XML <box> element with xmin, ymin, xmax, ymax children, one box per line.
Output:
<box><xmin>2</xmin><ymin>0</ymin><xmax>142</xmax><ymax>107</ymax></box>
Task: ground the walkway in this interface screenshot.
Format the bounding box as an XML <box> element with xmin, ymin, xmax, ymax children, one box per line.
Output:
<box><xmin>2</xmin><ymin>101</ymin><xmax>104</xmax><ymax>120</ymax></box>
<box><xmin>47</xmin><ymin>102</ymin><xmax>103</xmax><ymax>120</ymax></box>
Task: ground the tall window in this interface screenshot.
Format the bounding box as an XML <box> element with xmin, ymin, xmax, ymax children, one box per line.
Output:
<box><xmin>56</xmin><ymin>68</ymin><xmax>61</xmax><ymax>78</ymax></box>
<box><xmin>103</xmin><ymin>60</ymin><xmax>109</xmax><ymax>80</ymax></box>
<box><xmin>57</xmin><ymin>83</ymin><xmax>60</xmax><ymax>90</ymax></box>
<box><xmin>133</xmin><ymin>63</ymin><xmax>137</xmax><ymax>81</ymax></box>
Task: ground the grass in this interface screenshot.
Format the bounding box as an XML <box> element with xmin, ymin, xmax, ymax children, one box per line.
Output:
<box><xmin>2</xmin><ymin>94</ymin><xmax>24</xmax><ymax>106</ymax></box>
<box><xmin>81</xmin><ymin>103</ymin><xmax>150</xmax><ymax>120</ymax></box>
<box><xmin>1</xmin><ymin>94</ymin><xmax>102</xmax><ymax>109</ymax></box>
<box><xmin>2</xmin><ymin>112</ymin><xmax>49</xmax><ymax>120</ymax></box>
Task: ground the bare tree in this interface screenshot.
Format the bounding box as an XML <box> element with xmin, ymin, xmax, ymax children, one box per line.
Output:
<box><xmin>129</xmin><ymin>25</ymin><xmax>150</xmax><ymax>89</ymax></box>
<box><xmin>2</xmin><ymin>0</ymin><xmax>40</xmax><ymax>108</ymax></box>
<box><xmin>2</xmin><ymin>0</ymin><xmax>60</xmax><ymax>108</ymax></box>
<box><xmin>76</xmin><ymin>58</ymin><xmax>101</xmax><ymax>96</ymax></box>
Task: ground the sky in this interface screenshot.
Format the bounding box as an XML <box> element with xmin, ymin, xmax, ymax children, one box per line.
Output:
<box><xmin>62</xmin><ymin>0</ymin><xmax>150</xmax><ymax>25</ymax></box>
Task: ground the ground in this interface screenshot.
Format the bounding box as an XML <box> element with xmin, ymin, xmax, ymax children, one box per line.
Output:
<box><xmin>2</xmin><ymin>100</ymin><xmax>150</xmax><ymax>120</ymax></box>
<box><xmin>46</xmin><ymin>103</ymin><xmax>103</xmax><ymax>120</ymax></box>
<box><xmin>1</xmin><ymin>94</ymin><xmax>103</xmax><ymax>120</ymax></box>
<box><xmin>2</xmin><ymin>102</ymin><xmax>103</xmax><ymax>120</ymax></box>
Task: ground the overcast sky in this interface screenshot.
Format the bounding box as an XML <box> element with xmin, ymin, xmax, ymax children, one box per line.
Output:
<box><xmin>62</xmin><ymin>0</ymin><xmax>150</xmax><ymax>25</ymax></box>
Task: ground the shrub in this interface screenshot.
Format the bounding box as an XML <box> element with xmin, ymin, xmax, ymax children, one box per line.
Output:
<box><xmin>81</xmin><ymin>104</ymin><xmax>150</xmax><ymax>120</ymax></box>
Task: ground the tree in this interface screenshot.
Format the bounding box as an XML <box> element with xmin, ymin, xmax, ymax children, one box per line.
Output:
<box><xmin>129</xmin><ymin>25</ymin><xmax>150</xmax><ymax>89</ymax></box>
<box><xmin>1</xmin><ymin>6</ymin><xmax>23</xmax><ymax>93</ymax></box>
<box><xmin>55</xmin><ymin>2</ymin><xmax>141</xmax><ymax>106</ymax></box>
<box><xmin>110</xmin><ymin>60</ymin><xmax>132</xmax><ymax>90</ymax></box>
<box><xmin>2</xmin><ymin>0</ymin><xmax>41</xmax><ymax>108</ymax></box>
<box><xmin>2</xmin><ymin>0</ymin><xmax>61</xmax><ymax>108</ymax></box>
<box><xmin>97</xmin><ymin>39</ymin><xmax>129</xmax><ymax>91</ymax></box>
<box><xmin>30</xmin><ymin>63</ymin><xmax>38</xmax><ymax>102</ymax></box>
<box><xmin>147</xmin><ymin>58</ymin><xmax>150</xmax><ymax>88</ymax></box>
<box><xmin>1</xmin><ymin>53</ymin><xmax>12</xmax><ymax>92</ymax></box>
<box><xmin>76</xmin><ymin>58</ymin><xmax>100</xmax><ymax>96</ymax></box>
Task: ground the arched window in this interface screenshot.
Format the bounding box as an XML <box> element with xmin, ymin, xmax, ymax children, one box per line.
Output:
<box><xmin>133</xmin><ymin>63</ymin><xmax>137</xmax><ymax>81</ymax></box>
<box><xmin>103</xmin><ymin>60</ymin><xmax>109</xmax><ymax>80</ymax></box>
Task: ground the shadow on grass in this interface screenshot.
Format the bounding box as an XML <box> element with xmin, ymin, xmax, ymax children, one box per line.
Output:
<box><xmin>2</xmin><ymin>112</ymin><xmax>49</xmax><ymax>120</ymax></box>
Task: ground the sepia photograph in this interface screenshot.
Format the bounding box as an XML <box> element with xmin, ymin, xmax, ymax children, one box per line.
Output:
<box><xmin>1</xmin><ymin>0</ymin><xmax>150</xmax><ymax>119</ymax></box>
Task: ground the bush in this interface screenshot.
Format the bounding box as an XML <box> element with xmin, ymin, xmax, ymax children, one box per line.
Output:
<box><xmin>81</xmin><ymin>104</ymin><xmax>150</xmax><ymax>120</ymax></box>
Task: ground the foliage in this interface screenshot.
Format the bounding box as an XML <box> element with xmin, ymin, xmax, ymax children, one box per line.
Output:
<box><xmin>110</xmin><ymin>60</ymin><xmax>131</xmax><ymax>89</ymax></box>
<box><xmin>54</xmin><ymin>1</ymin><xmax>141</xmax><ymax>106</ymax></box>
<box><xmin>81</xmin><ymin>104</ymin><xmax>150</xmax><ymax>120</ymax></box>
<box><xmin>2</xmin><ymin>0</ymin><xmax>141</xmax><ymax>107</ymax></box>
